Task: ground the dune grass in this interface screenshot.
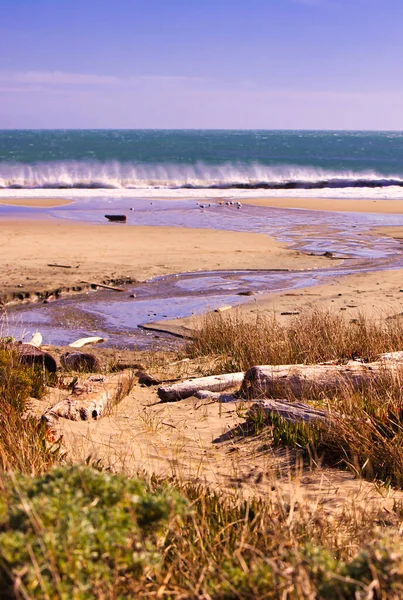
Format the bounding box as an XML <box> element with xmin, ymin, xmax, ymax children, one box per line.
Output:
<box><xmin>2</xmin><ymin>311</ymin><xmax>403</xmax><ymax>597</ymax></box>
<box><xmin>0</xmin><ymin>343</ymin><xmax>60</xmax><ymax>474</ymax></box>
<box><xmin>184</xmin><ymin>308</ymin><xmax>403</xmax><ymax>372</ymax></box>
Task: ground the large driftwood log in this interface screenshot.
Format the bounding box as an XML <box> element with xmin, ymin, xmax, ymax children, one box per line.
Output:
<box><xmin>247</xmin><ymin>399</ymin><xmax>331</xmax><ymax>424</ymax></box>
<box><xmin>43</xmin><ymin>372</ymin><xmax>131</xmax><ymax>423</ymax></box>
<box><xmin>238</xmin><ymin>361</ymin><xmax>395</xmax><ymax>399</ymax></box>
<box><xmin>158</xmin><ymin>372</ymin><xmax>245</xmax><ymax>402</ymax></box>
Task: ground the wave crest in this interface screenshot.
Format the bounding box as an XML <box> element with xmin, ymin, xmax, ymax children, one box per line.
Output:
<box><xmin>1</xmin><ymin>160</ymin><xmax>402</xmax><ymax>191</ymax></box>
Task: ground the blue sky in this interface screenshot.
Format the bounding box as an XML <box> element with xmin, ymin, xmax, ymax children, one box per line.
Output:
<box><xmin>1</xmin><ymin>0</ymin><xmax>402</xmax><ymax>129</ymax></box>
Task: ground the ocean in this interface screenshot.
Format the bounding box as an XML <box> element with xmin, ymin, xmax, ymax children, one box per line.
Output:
<box><xmin>1</xmin><ymin>129</ymin><xmax>403</xmax><ymax>199</ymax></box>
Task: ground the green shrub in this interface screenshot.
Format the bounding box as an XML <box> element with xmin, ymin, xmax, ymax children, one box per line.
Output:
<box><xmin>0</xmin><ymin>466</ymin><xmax>185</xmax><ymax>599</ymax></box>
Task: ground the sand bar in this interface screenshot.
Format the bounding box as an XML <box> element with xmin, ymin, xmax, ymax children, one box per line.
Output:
<box><xmin>0</xmin><ymin>198</ymin><xmax>73</xmax><ymax>208</ymax></box>
<box><xmin>242</xmin><ymin>197</ymin><xmax>403</xmax><ymax>214</ymax></box>
<box><xmin>0</xmin><ymin>219</ymin><xmax>333</xmax><ymax>304</ymax></box>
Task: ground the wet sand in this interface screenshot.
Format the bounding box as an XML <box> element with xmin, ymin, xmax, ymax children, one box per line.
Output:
<box><xmin>242</xmin><ymin>197</ymin><xmax>403</xmax><ymax>214</ymax></box>
<box><xmin>0</xmin><ymin>198</ymin><xmax>73</xmax><ymax>208</ymax></box>
<box><xmin>0</xmin><ymin>218</ymin><xmax>332</xmax><ymax>305</ymax></box>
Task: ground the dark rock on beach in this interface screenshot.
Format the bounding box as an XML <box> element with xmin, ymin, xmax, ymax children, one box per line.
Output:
<box><xmin>17</xmin><ymin>344</ymin><xmax>57</xmax><ymax>373</ymax></box>
<box><xmin>61</xmin><ymin>351</ymin><xmax>101</xmax><ymax>373</ymax></box>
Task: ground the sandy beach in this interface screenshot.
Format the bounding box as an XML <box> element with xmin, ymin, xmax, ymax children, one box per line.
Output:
<box><xmin>0</xmin><ymin>198</ymin><xmax>73</xmax><ymax>208</ymax></box>
<box><xmin>242</xmin><ymin>197</ymin><xmax>403</xmax><ymax>213</ymax></box>
<box><xmin>0</xmin><ymin>217</ymin><xmax>333</xmax><ymax>305</ymax></box>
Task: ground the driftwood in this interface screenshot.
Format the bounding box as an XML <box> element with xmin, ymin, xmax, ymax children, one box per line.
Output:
<box><xmin>158</xmin><ymin>372</ymin><xmax>245</xmax><ymax>402</ymax></box>
<box><xmin>80</xmin><ymin>280</ymin><xmax>126</xmax><ymax>292</ymax></box>
<box><xmin>69</xmin><ymin>336</ymin><xmax>106</xmax><ymax>348</ymax></box>
<box><xmin>104</xmin><ymin>214</ymin><xmax>127</xmax><ymax>223</ymax></box>
<box><xmin>43</xmin><ymin>372</ymin><xmax>132</xmax><ymax>423</ymax></box>
<box><xmin>26</xmin><ymin>332</ymin><xmax>42</xmax><ymax>348</ymax></box>
<box><xmin>247</xmin><ymin>399</ymin><xmax>330</xmax><ymax>424</ymax></box>
<box><xmin>238</xmin><ymin>361</ymin><xmax>395</xmax><ymax>399</ymax></box>
<box><xmin>47</xmin><ymin>263</ymin><xmax>73</xmax><ymax>269</ymax></box>
<box><xmin>193</xmin><ymin>390</ymin><xmax>236</xmax><ymax>403</ymax></box>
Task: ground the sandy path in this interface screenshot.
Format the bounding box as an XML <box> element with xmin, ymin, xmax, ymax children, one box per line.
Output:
<box><xmin>0</xmin><ymin>218</ymin><xmax>334</xmax><ymax>305</ymax></box>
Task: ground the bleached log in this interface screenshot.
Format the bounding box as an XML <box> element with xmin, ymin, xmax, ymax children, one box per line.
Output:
<box><xmin>378</xmin><ymin>351</ymin><xmax>403</xmax><ymax>361</ymax></box>
<box><xmin>193</xmin><ymin>390</ymin><xmax>236</xmax><ymax>403</ymax></box>
<box><xmin>43</xmin><ymin>372</ymin><xmax>131</xmax><ymax>423</ymax></box>
<box><xmin>238</xmin><ymin>361</ymin><xmax>396</xmax><ymax>399</ymax></box>
<box><xmin>158</xmin><ymin>372</ymin><xmax>245</xmax><ymax>402</ymax></box>
<box><xmin>247</xmin><ymin>399</ymin><xmax>331</xmax><ymax>424</ymax></box>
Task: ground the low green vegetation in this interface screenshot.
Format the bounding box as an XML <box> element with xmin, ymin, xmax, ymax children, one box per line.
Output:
<box><xmin>0</xmin><ymin>466</ymin><xmax>184</xmax><ymax>599</ymax></box>
<box><xmin>0</xmin><ymin>469</ymin><xmax>403</xmax><ymax>599</ymax></box>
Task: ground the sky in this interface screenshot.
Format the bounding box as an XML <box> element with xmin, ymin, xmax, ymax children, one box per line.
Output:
<box><xmin>0</xmin><ymin>0</ymin><xmax>402</xmax><ymax>129</ymax></box>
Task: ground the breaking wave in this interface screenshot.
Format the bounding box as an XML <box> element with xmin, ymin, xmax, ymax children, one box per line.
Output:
<box><xmin>1</xmin><ymin>160</ymin><xmax>403</xmax><ymax>191</ymax></box>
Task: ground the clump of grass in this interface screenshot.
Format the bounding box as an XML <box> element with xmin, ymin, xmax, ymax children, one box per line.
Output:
<box><xmin>185</xmin><ymin>309</ymin><xmax>403</xmax><ymax>372</ymax></box>
<box><xmin>156</xmin><ymin>483</ymin><xmax>403</xmax><ymax>599</ymax></box>
<box><xmin>0</xmin><ymin>343</ymin><xmax>59</xmax><ymax>473</ymax></box>
<box><xmin>250</xmin><ymin>367</ymin><xmax>403</xmax><ymax>489</ymax></box>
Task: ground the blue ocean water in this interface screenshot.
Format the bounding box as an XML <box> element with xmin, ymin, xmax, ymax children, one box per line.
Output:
<box><xmin>1</xmin><ymin>129</ymin><xmax>403</xmax><ymax>194</ymax></box>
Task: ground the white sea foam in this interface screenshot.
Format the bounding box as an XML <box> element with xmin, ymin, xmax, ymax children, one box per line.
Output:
<box><xmin>1</xmin><ymin>160</ymin><xmax>403</xmax><ymax>200</ymax></box>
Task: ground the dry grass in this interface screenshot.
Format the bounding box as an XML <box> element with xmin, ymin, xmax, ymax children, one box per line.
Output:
<box><xmin>185</xmin><ymin>308</ymin><xmax>403</xmax><ymax>372</ymax></box>
<box><xmin>0</xmin><ymin>343</ymin><xmax>60</xmax><ymax>474</ymax></box>
<box><xmin>246</xmin><ymin>366</ymin><xmax>403</xmax><ymax>490</ymax></box>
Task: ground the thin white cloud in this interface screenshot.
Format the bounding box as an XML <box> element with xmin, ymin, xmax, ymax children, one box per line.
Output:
<box><xmin>0</xmin><ymin>70</ymin><xmax>207</xmax><ymax>88</ymax></box>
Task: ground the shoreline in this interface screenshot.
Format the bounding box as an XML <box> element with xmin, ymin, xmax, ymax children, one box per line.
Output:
<box><xmin>4</xmin><ymin>194</ymin><xmax>403</xmax><ymax>215</ymax></box>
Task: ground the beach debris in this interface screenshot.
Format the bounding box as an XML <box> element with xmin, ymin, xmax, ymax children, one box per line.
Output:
<box><xmin>104</xmin><ymin>214</ymin><xmax>127</xmax><ymax>222</ymax></box>
<box><xmin>193</xmin><ymin>390</ymin><xmax>235</xmax><ymax>403</ymax></box>
<box><xmin>237</xmin><ymin>362</ymin><xmax>388</xmax><ymax>399</ymax></box>
<box><xmin>80</xmin><ymin>280</ymin><xmax>126</xmax><ymax>292</ymax></box>
<box><xmin>215</xmin><ymin>305</ymin><xmax>232</xmax><ymax>313</ymax></box>
<box><xmin>158</xmin><ymin>372</ymin><xmax>245</xmax><ymax>402</ymax></box>
<box><xmin>26</xmin><ymin>332</ymin><xmax>42</xmax><ymax>348</ymax></box>
<box><xmin>69</xmin><ymin>336</ymin><xmax>106</xmax><ymax>348</ymax></box>
<box><xmin>322</xmin><ymin>251</ymin><xmax>334</xmax><ymax>258</ymax></box>
<box><xmin>247</xmin><ymin>399</ymin><xmax>330</xmax><ymax>424</ymax></box>
<box><xmin>136</xmin><ymin>371</ymin><xmax>160</xmax><ymax>386</ymax></box>
<box><xmin>237</xmin><ymin>290</ymin><xmax>254</xmax><ymax>296</ymax></box>
<box><xmin>169</xmin><ymin>357</ymin><xmax>191</xmax><ymax>366</ymax></box>
<box><xmin>378</xmin><ymin>351</ymin><xmax>403</xmax><ymax>361</ymax></box>
<box><xmin>61</xmin><ymin>351</ymin><xmax>100</xmax><ymax>373</ymax></box>
<box><xmin>42</xmin><ymin>372</ymin><xmax>132</xmax><ymax>423</ymax></box>
<box><xmin>158</xmin><ymin>352</ymin><xmax>403</xmax><ymax>404</ymax></box>
<box><xmin>129</xmin><ymin>293</ymin><xmax>137</xmax><ymax>298</ymax></box>
<box><xmin>17</xmin><ymin>344</ymin><xmax>57</xmax><ymax>373</ymax></box>
<box><xmin>47</xmin><ymin>263</ymin><xmax>76</xmax><ymax>269</ymax></box>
